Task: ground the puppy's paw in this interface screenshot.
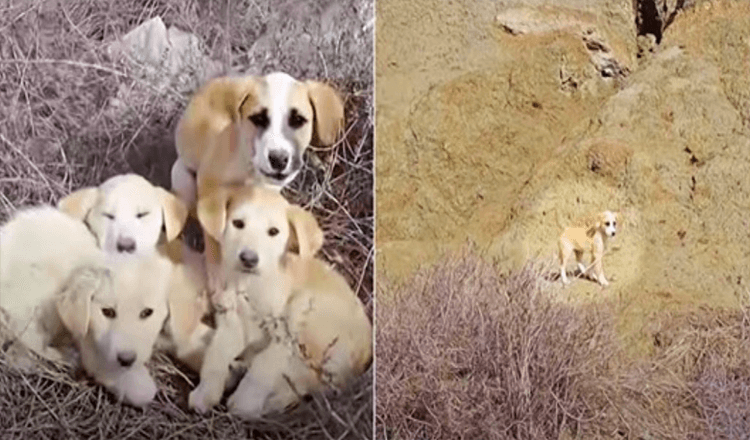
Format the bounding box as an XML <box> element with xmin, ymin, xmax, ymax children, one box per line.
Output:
<box><xmin>188</xmin><ymin>381</ymin><xmax>222</xmax><ymax>414</ymax></box>
<box><xmin>227</xmin><ymin>387</ymin><xmax>267</xmax><ymax>420</ymax></box>
<box><xmin>226</xmin><ymin>374</ymin><xmax>273</xmax><ymax>420</ymax></box>
<box><xmin>115</xmin><ymin>366</ymin><xmax>157</xmax><ymax>408</ymax></box>
<box><xmin>599</xmin><ymin>278</ymin><xmax>610</xmax><ymax>287</ymax></box>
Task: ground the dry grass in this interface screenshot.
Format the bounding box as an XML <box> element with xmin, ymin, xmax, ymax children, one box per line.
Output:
<box><xmin>0</xmin><ymin>0</ymin><xmax>372</xmax><ymax>438</ymax></box>
<box><xmin>376</xmin><ymin>245</ymin><xmax>750</xmax><ymax>440</ymax></box>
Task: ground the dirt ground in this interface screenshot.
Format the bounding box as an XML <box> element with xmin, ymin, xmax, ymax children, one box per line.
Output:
<box><xmin>376</xmin><ymin>0</ymin><xmax>750</xmax><ymax>355</ymax></box>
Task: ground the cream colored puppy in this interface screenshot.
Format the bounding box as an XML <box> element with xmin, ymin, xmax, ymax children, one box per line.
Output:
<box><xmin>558</xmin><ymin>210</ymin><xmax>618</xmax><ymax>286</ymax></box>
<box><xmin>172</xmin><ymin>73</ymin><xmax>344</xmax><ymax>298</ymax></box>
<box><xmin>0</xmin><ymin>206</ymin><xmax>173</xmax><ymax>407</ymax></box>
<box><xmin>0</xmin><ymin>206</ymin><xmax>102</xmax><ymax>362</ymax></box>
<box><xmin>58</xmin><ymin>174</ymin><xmax>209</xmax><ymax>371</ymax></box>
<box><xmin>187</xmin><ymin>185</ymin><xmax>372</xmax><ymax>418</ymax></box>
<box><xmin>58</xmin><ymin>174</ymin><xmax>187</xmax><ymax>256</ymax></box>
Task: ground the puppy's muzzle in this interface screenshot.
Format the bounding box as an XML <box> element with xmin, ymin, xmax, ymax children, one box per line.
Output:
<box><xmin>116</xmin><ymin>237</ymin><xmax>136</xmax><ymax>253</ymax></box>
<box><xmin>117</xmin><ymin>351</ymin><xmax>137</xmax><ymax>367</ymax></box>
<box><xmin>239</xmin><ymin>249</ymin><xmax>259</xmax><ymax>271</ymax></box>
<box><xmin>268</xmin><ymin>150</ymin><xmax>289</xmax><ymax>172</ymax></box>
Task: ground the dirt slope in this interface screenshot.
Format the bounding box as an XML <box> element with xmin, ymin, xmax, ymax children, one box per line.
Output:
<box><xmin>376</xmin><ymin>0</ymin><xmax>750</xmax><ymax>353</ymax></box>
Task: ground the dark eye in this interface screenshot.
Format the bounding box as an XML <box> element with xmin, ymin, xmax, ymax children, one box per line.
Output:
<box><xmin>268</xmin><ymin>227</ymin><xmax>279</xmax><ymax>237</ymax></box>
<box><xmin>288</xmin><ymin>109</ymin><xmax>307</xmax><ymax>129</ymax></box>
<box><xmin>613</xmin><ymin>222</ymin><xmax>617</xmax><ymax>227</ymax></box>
<box><xmin>605</xmin><ymin>222</ymin><xmax>611</xmax><ymax>227</ymax></box>
<box><xmin>249</xmin><ymin>110</ymin><xmax>269</xmax><ymax>129</ymax></box>
<box><xmin>102</xmin><ymin>308</ymin><xmax>116</xmax><ymax>319</ymax></box>
<box><xmin>103</xmin><ymin>213</ymin><xmax>114</xmax><ymax>220</ymax></box>
<box><xmin>232</xmin><ymin>219</ymin><xmax>245</xmax><ymax>229</ymax></box>
<box><xmin>136</xmin><ymin>211</ymin><xmax>149</xmax><ymax>219</ymax></box>
<box><xmin>139</xmin><ymin>308</ymin><xmax>153</xmax><ymax>319</ymax></box>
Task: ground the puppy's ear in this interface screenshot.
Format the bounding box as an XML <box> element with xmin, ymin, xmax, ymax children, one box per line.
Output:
<box><xmin>58</xmin><ymin>187</ymin><xmax>99</xmax><ymax>220</ymax></box>
<box><xmin>197</xmin><ymin>188</ymin><xmax>232</xmax><ymax>242</ymax></box>
<box><xmin>287</xmin><ymin>206</ymin><xmax>323</xmax><ymax>259</ymax></box>
<box><xmin>235</xmin><ymin>77</ymin><xmax>260</xmax><ymax>121</ymax></box>
<box><xmin>56</xmin><ymin>266</ymin><xmax>110</xmax><ymax>340</ymax></box>
<box><xmin>157</xmin><ymin>188</ymin><xmax>188</xmax><ymax>242</ymax></box>
<box><xmin>306</xmin><ymin>81</ymin><xmax>345</xmax><ymax>147</ymax></box>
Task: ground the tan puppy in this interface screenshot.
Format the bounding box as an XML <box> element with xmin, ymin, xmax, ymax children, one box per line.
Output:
<box><xmin>171</xmin><ymin>72</ymin><xmax>344</xmax><ymax>296</ymax></box>
<box><xmin>0</xmin><ymin>206</ymin><xmax>173</xmax><ymax>407</ymax></box>
<box><xmin>58</xmin><ymin>174</ymin><xmax>188</xmax><ymax>256</ymax></box>
<box><xmin>187</xmin><ymin>185</ymin><xmax>372</xmax><ymax>418</ymax></box>
<box><xmin>558</xmin><ymin>210</ymin><xmax>618</xmax><ymax>286</ymax></box>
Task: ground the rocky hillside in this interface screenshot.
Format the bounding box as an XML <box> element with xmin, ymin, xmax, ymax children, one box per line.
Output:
<box><xmin>376</xmin><ymin>0</ymin><xmax>749</xmax><ymax>352</ymax></box>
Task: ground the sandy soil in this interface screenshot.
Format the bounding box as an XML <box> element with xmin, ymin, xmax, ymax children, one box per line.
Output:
<box><xmin>376</xmin><ymin>0</ymin><xmax>750</xmax><ymax>355</ymax></box>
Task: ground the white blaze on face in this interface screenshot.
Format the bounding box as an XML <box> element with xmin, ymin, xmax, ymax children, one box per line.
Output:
<box><xmin>250</xmin><ymin>72</ymin><xmax>312</xmax><ymax>188</ymax></box>
<box><xmin>602</xmin><ymin>211</ymin><xmax>617</xmax><ymax>238</ymax></box>
<box><xmin>253</xmin><ymin>73</ymin><xmax>293</xmax><ymax>183</ymax></box>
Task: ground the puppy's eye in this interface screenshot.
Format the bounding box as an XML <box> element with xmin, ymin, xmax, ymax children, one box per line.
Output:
<box><xmin>605</xmin><ymin>222</ymin><xmax>611</xmax><ymax>227</ymax></box>
<box><xmin>139</xmin><ymin>308</ymin><xmax>153</xmax><ymax>319</ymax></box>
<box><xmin>102</xmin><ymin>308</ymin><xmax>116</xmax><ymax>319</ymax></box>
<box><xmin>288</xmin><ymin>109</ymin><xmax>307</xmax><ymax>129</ymax></box>
<box><xmin>268</xmin><ymin>227</ymin><xmax>279</xmax><ymax>237</ymax></box>
<box><xmin>249</xmin><ymin>110</ymin><xmax>269</xmax><ymax>129</ymax></box>
<box><xmin>136</xmin><ymin>211</ymin><xmax>150</xmax><ymax>219</ymax></box>
<box><xmin>613</xmin><ymin>222</ymin><xmax>617</xmax><ymax>227</ymax></box>
<box><xmin>103</xmin><ymin>213</ymin><xmax>114</xmax><ymax>220</ymax></box>
<box><xmin>232</xmin><ymin>219</ymin><xmax>245</xmax><ymax>229</ymax></box>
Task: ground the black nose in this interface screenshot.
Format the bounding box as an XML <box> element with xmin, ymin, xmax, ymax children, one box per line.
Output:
<box><xmin>268</xmin><ymin>150</ymin><xmax>289</xmax><ymax>172</ymax></box>
<box><xmin>239</xmin><ymin>249</ymin><xmax>259</xmax><ymax>269</ymax></box>
<box><xmin>116</xmin><ymin>237</ymin><xmax>136</xmax><ymax>253</ymax></box>
<box><xmin>612</xmin><ymin>231</ymin><xmax>616</xmax><ymax>237</ymax></box>
<box><xmin>117</xmin><ymin>351</ymin><xmax>136</xmax><ymax>367</ymax></box>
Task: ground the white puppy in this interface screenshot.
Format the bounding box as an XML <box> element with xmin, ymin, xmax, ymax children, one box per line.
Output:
<box><xmin>0</xmin><ymin>206</ymin><xmax>173</xmax><ymax>407</ymax></box>
<box><xmin>58</xmin><ymin>174</ymin><xmax>187</xmax><ymax>256</ymax></box>
<box><xmin>558</xmin><ymin>210</ymin><xmax>618</xmax><ymax>286</ymax></box>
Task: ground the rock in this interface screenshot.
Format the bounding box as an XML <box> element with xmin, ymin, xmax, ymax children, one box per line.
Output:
<box><xmin>106</xmin><ymin>16</ymin><xmax>223</xmax><ymax>97</ymax></box>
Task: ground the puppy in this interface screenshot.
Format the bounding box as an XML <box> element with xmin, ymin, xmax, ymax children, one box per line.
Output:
<box><xmin>58</xmin><ymin>174</ymin><xmax>188</xmax><ymax>256</ymax></box>
<box><xmin>187</xmin><ymin>185</ymin><xmax>372</xmax><ymax>418</ymax></box>
<box><xmin>0</xmin><ymin>206</ymin><xmax>102</xmax><ymax>362</ymax></box>
<box><xmin>0</xmin><ymin>206</ymin><xmax>173</xmax><ymax>407</ymax></box>
<box><xmin>172</xmin><ymin>72</ymin><xmax>345</xmax><ymax>203</ymax></box>
<box><xmin>171</xmin><ymin>72</ymin><xmax>344</xmax><ymax>296</ymax></box>
<box><xmin>558</xmin><ymin>210</ymin><xmax>618</xmax><ymax>286</ymax></box>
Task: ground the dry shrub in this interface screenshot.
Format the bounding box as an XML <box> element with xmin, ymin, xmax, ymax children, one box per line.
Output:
<box><xmin>0</xmin><ymin>0</ymin><xmax>372</xmax><ymax>438</ymax></box>
<box><xmin>376</xmin><ymin>245</ymin><xmax>618</xmax><ymax>440</ymax></box>
<box><xmin>598</xmin><ymin>306</ymin><xmax>750</xmax><ymax>440</ymax></box>
<box><xmin>377</xmin><ymin>246</ymin><xmax>750</xmax><ymax>440</ymax></box>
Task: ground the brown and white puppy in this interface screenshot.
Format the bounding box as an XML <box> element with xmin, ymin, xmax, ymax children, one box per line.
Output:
<box><xmin>187</xmin><ymin>185</ymin><xmax>372</xmax><ymax>419</ymax></box>
<box><xmin>58</xmin><ymin>174</ymin><xmax>188</xmax><ymax>257</ymax></box>
<box><xmin>171</xmin><ymin>73</ymin><xmax>344</xmax><ymax>296</ymax></box>
<box><xmin>172</xmin><ymin>72</ymin><xmax>345</xmax><ymax>205</ymax></box>
<box><xmin>558</xmin><ymin>210</ymin><xmax>618</xmax><ymax>286</ymax></box>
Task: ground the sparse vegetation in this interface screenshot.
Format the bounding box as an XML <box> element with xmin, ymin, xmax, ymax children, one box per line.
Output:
<box><xmin>0</xmin><ymin>0</ymin><xmax>373</xmax><ymax>438</ymax></box>
<box><xmin>376</xmin><ymin>246</ymin><xmax>750</xmax><ymax>440</ymax></box>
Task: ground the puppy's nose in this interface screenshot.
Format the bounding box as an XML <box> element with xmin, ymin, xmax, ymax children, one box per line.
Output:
<box><xmin>117</xmin><ymin>351</ymin><xmax>136</xmax><ymax>367</ymax></box>
<box><xmin>116</xmin><ymin>237</ymin><xmax>136</xmax><ymax>253</ymax></box>
<box><xmin>268</xmin><ymin>150</ymin><xmax>289</xmax><ymax>172</ymax></box>
<box><xmin>239</xmin><ymin>249</ymin><xmax>259</xmax><ymax>269</ymax></box>
<box><xmin>612</xmin><ymin>231</ymin><xmax>616</xmax><ymax>237</ymax></box>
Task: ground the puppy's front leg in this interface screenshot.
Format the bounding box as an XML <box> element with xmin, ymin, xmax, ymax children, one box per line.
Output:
<box><xmin>188</xmin><ymin>303</ymin><xmax>245</xmax><ymax>413</ymax></box>
<box><xmin>204</xmin><ymin>235</ymin><xmax>226</xmax><ymax>301</ymax></box>
<box><xmin>592</xmin><ymin>251</ymin><xmax>609</xmax><ymax>287</ymax></box>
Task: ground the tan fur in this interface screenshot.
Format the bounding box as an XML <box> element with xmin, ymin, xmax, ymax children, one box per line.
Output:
<box><xmin>558</xmin><ymin>210</ymin><xmax>618</xmax><ymax>287</ymax></box>
<box><xmin>187</xmin><ymin>186</ymin><xmax>372</xmax><ymax>419</ymax></box>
